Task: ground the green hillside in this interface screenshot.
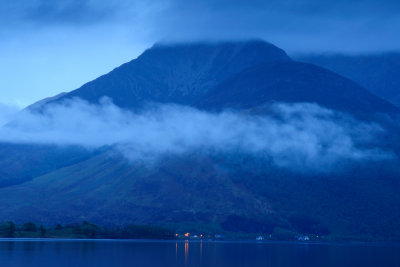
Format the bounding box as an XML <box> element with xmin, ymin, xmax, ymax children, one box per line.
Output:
<box><xmin>0</xmin><ymin>150</ymin><xmax>399</xmax><ymax>241</ymax></box>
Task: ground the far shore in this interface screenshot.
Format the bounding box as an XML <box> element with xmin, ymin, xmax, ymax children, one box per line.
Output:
<box><xmin>1</xmin><ymin>237</ymin><xmax>399</xmax><ymax>246</ymax></box>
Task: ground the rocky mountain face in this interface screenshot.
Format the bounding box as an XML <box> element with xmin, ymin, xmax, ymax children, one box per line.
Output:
<box><xmin>1</xmin><ymin>40</ymin><xmax>400</xmax><ymax>240</ymax></box>
<box><xmin>40</xmin><ymin>41</ymin><xmax>398</xmax><ymax>117</ymax></box>
<box><xmin>49</xmin><ymin>40</ymin><xmax>291</xmax><ymax>109</ymax></box>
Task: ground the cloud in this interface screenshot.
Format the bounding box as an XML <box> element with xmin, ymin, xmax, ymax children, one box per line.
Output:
<box><xmin>154</xmin><ymin>0</ymin><xmax>400</xmax><ymax>53</ymax></box>
<box><xmin>2</xmin><ymin>0</ymin><xmax>400</xmax><ymax>52</ymax></box>
<box><xmin>0</xmin><ymin>103</ymin><xmax>20</xmax><ymax>127</ymax></box>
<box><xmin>24</xmin><ymin>0</ymin><xmax>113</xmax><ymax>25</ymax></box>
<box><xmin>0</xmin><ymin>0</ymin><xmax>118</xmax><ymax>26</ymax></box>
<box><xmin>0</xmin><ymin>98</ymin><xmax>391</xmax><ymax>172</ymax></box>
<box><xmin>4</xmin><ymin>0</ymin><xmax>400</xmax><ymax>26</ymax></box>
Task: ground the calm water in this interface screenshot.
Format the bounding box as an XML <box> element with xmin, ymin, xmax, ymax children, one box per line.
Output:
<box><xmin>0</xmin><ymin>239</ymin><xmax>399</xmax><ymax>267</ymax></box>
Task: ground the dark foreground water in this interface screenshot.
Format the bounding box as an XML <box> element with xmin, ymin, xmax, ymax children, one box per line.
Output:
<box><xmin>0</xmin><ymin>239</ymin><xmax>400</xmax><ymax>267</ymax></box>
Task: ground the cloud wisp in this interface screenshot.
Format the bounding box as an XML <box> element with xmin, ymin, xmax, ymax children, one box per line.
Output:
<box><xmin>0</xmin><ymin>103</ymin><xmax>20</xmax><ymax>127</ymax></box>
<box><xmin>0</xmin><ymin>98</ymin><xmax>391</xmax><ymax>172</ymax></box>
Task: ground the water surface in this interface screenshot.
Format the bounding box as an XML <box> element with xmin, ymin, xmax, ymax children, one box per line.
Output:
<box><xmin>0</xmin><ymin>239</ymin><xmax>399</xmax><ymax>267</ymax></box>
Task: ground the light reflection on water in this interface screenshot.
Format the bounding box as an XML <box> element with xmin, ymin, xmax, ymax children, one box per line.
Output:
<box><xmin>184</xmin><ymin>240</ymin><xmax>189</xmax><ymax>266</ymax></box>
<box><xmin>0</xmin><ymin>239</ymin><xmax>399</xmax><ymax>267</ymax></box>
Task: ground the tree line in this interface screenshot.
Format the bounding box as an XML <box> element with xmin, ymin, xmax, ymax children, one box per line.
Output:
<box><xmin>0</xmin><ymin>221</ymin><xmax>175</xmax><ymax>239</ymax></box>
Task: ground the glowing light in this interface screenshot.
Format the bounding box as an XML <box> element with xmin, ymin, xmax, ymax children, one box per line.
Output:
<box><xmin>185</xmin><ymin>240</ymin><xmax>189</xmax><ymax>264</ymax></box>
<box><xmin>184</xmin><ymin>232</ymin><xmax>190</xmax><ymax>237</ymax></box>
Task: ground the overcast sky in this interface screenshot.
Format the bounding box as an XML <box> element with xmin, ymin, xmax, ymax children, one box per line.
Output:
<box><xmin>1</xmin><ymin>0</ymin><xmax>400</xmax><ymax>108</ymax></box>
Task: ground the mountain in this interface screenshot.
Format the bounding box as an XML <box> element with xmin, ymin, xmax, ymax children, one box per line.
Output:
<box><xmin>0</xmin><ymin>150</ymin><xmax>399</xmax><ymax>240</ymax></box>
<box><xmin>41</xmin><ymin>40</ymin><xmax>399</xmax><ymax>117</ymax></box>
<box><xmin>198</xmin><ymin>61</ymin><xmax>398</xmax><ymax>116</ymax></box>
<box><xmin>48</xmin><ymin>40</ymin><xmax>291</xmax><ymax>109</ymax></box>
<box><xmin>0</xmin><ymin>143</ymin><xmax>96</xmax><ymax>188</ymax></box>
<box><xmin>1</xmin><ymin>40</ymin><xmax>400</xmax><ymax>241</ymax></box>
<box><xmin>297</xmin><ymin>53</ymin><xmax>400</xmax><ymax>107</ymax></box>
<box><xmin>27</xmin><ymin>92</ymin><xmax>67</xmax><ymax>110</ymax></box>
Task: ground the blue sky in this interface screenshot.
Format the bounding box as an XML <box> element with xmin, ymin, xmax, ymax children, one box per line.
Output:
<box><xmin>1</xmin><ymin>0</ymin><xmax>400</xmax><ymax>108</ymax></box>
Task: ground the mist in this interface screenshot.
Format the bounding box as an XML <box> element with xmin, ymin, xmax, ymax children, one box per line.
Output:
<box><xmin>0</xmin><ymin>98</ymin><xmax>391</xmax><ymax>172</ymax></box>
<box><xmin>0</xmin><ymin>103</ymin><xmax>19</xmax><ymax>127</ymax></box>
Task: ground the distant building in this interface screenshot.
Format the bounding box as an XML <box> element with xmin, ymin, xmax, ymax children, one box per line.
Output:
<box><xmin>297</xmin><ymin>235</ymin><xmax>310</xmax><ymax>241</ymax></box>
<box><xmin>256</xmin><ymin>236</ymin><xmax>264</xmax><ymax>241</ymax></box>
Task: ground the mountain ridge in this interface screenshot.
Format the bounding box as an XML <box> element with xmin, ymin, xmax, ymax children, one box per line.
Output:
<box><xmin>48</xmin><ymin>40</ymin><xmax>292</xmax><ymax>109</ymax></box>
<box><xmin>297</xmin><ymin>52</ymin><xmax>400</xmax><ymax>107</ymax></box>
<box><xmin>1</xmin><ymin>40</ymin><xmax>400</xmax><ymax>240</ymax></box>
<box><xmin>32</xmin><ymin>40</ymin><xmax>400</xmax><ymax>121</ymax></box>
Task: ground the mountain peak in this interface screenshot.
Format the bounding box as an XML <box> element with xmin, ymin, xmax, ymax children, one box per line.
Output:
<box><xmin>138</xmin><ymin>39</ymin><xmax>291</xmax><ymax>67</ymax></box>
<box><xmin>52</xmin><ymin>40</ymin><xmax>292</xmax><ymax>108</ymax></box>
<box><xmin>41</xmin><ymin>40</ymin><xmax>398</xmax><ymax>117</ymax></box>
<box><xmin>146</xmin><ymin>39</ymin><xmax>290</xmax><ymax>57</ymax></box>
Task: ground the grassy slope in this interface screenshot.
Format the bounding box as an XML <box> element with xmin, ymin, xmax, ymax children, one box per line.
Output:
<box><xmin>0</xmin><ymin>143</ymin><xmax>97</xmax><ymax>187</ymax></box>
<box><xmin>0</xmin><ymin>152</ymin><xmax>272</xmax><ymax>230</ymax></box>
<box><xmin>0</xmin><ymin>150</ymin><xmax>399</xmax><ymax>241</ymax></box>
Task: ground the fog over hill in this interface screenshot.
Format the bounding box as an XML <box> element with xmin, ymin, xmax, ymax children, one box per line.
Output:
<box><xmin>0</xmin><ymin>98</ymin><xmax>390</xmax><ymax>173</ymax></box>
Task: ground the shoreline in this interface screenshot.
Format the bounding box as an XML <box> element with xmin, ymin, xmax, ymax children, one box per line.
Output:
<box><xmin>1</xmin><ymin>237</ymin><xmax>399</xmax><ymax>246</ymax></box>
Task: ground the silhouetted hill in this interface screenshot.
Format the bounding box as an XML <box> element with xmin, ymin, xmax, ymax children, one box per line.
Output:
<box><xmin>0</xmin><ymin>151</ymin><xmax>399</xmax><ymax>240</ymax></box>
<box><xmin>51</xmin><ymin>40</ymin><xmax>291</xmax><ymax>109</ymax></box>
<box><xmin>298</xmin><ymin>53</ymin><xmax>400</xmax><ymax>107</ymax></box>
<box><xmin>198</xmin><ymin>61</ymin><xmax>399</xmax><ymax>116</ymax></box>
<box><xmin>37</xmin><ymin>41</ymin><xmax>399</xmax><ymax>120</ymax></box>
<box><xmin>0</xmin><ymin>143</ymin><xmax>97</xmax><ymax>188</ymax></box>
